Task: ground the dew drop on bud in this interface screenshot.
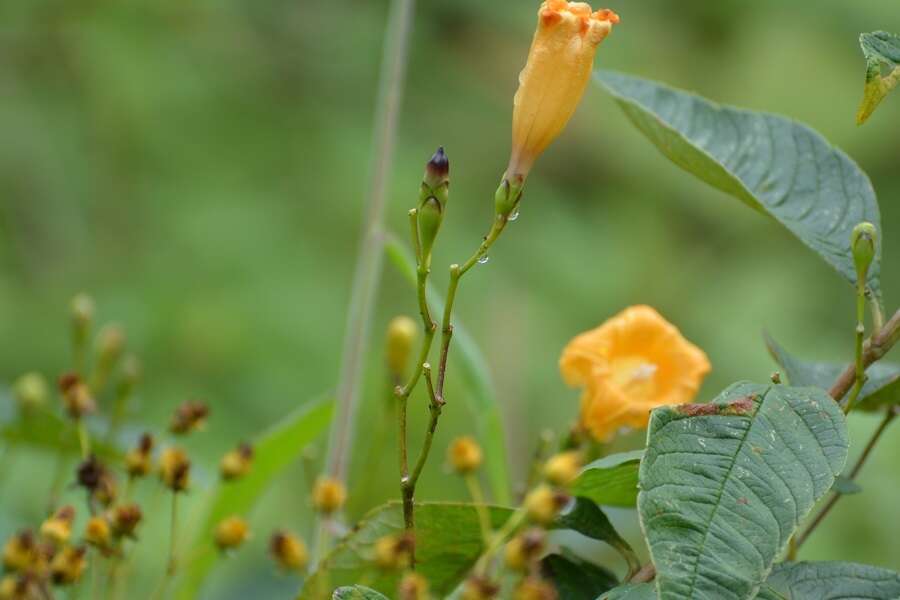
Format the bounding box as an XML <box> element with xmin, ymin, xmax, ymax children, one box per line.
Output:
<box><xmin>508</xmin><ymin>209</ymin><xmax>520</xmax><ymax>222</ymax></box>
<box><xmin>477</xmin><ymin>255</ymin><xmax>490</xmax><ymax>265</ymax></box>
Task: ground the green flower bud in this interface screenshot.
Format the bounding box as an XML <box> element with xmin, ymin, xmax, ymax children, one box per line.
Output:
<box><xmin>494</xmin><ymin>175</ymin><xmax>524</xmax><ymax>219</ymax></box>
<box><xmin>70</xmin><ymin>293</ymin><xmax>94</xmax><ymax>345</ymax></box>
<box><xmin>417</xmin><ymin>148</ymin><xmax>450</xmax><ymax>263</ymax></box>
<box><xmin>13</xmin><ymin>372</ymin><xmax>49</xmax><ymax>410</ymax></box>
<box><xmin>385</xmin><ymin>316</ymin><xmax>417</xmax><ymax>379</ymax></box>
<box><xmin>851</xmin><ymin>222</ymin><xmax>877</xmax><ymax>282</ymax></box>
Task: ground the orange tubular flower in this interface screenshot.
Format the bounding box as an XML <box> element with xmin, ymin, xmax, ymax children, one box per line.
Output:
<box><xmin>507</xmin><ymin>0</ymin><xmax>619</xmax><ymax>181</ymax></box>
<box><xmin>560</xmin><ymin>305</ymin><xmax>710</xmax><ymax>441</ymax></box>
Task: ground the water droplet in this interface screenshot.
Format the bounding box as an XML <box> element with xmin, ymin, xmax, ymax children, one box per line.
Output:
<box><xmin>508</xmin><ymin>209</ymin><xmax>520</xmax><ymax>222</ymax></box>
<box><xmin>477</xmin><ymin>255</ymin><xmax>490</xmax><ymax>265</ymax></box>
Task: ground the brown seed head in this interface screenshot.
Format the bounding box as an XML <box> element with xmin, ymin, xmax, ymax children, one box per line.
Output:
<box><xmin>58</xmin><ymin>373</ymin><xmax>95</xmax><ymax>419</ymax></box>
<box><xmin>111</xmin><ymin>503</ymin><xmax>143</xmax><ymax>539</ymax></box>
<box><xmin>461</xmin><ymin>576</ymin><xmax>500</xmax><ymax>600</ymax></box>
<box><xmin>169</xmin><ymin>401</ymin><xmax>210</xmax><ymax>435</ymax></box>
<box><xmin>220</xmin><ymin>443</ymin><xmax>254</xmax><ymax>481</ymax></box>
<box><xmin>159</xmin><ymin>447</ymin><xmax>191</xmax><ymax>492</ymax></box>
<box><xmin>269</xmin><ymin>530</ymin><xmax>309</xmax><ymax>572</ymax></box>
<box><xmin>504</xmin><ymin>528</ymin><xmax>547</xmax><ymax>572</ymax></box>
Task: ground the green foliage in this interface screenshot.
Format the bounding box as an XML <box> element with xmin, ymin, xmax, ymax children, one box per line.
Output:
<box><xmin>570</xmin><ymin>450</ymin><xmax>642</xmax><ymax>508</ymax></box>
<box><xmin>332</xmin><ymin>587</ymin><xmax>390</xmax><ymax>600</ymax></box>
<box><xmin>175</xmin><ymin>398</ymin><xmax>333</xmax><ymax>600</ymax></box>
<box><xmin>766</xmin><ymin>334</ymin><xmax>900</xmax><ymax>411</ymax></box>
<box><xmin>857</xmin><ymin>32</ymin><xmax>900</xmax><ymax>124</ymax></box>
<box><xmin>639</xmin><ymin>382</ymin><xmax>848</xmax><ymax>600</ymax></box>
<box><xmin>0</xmin><ymin>408</ymin><xmax>120</xmax><ymax>460</ymax></box>
<box><xmin>385</xmin><ymin>238</ymin><xmax>511</xmax><ymax>504</ymax></box>
<box><xmin>540</xmin><ymin>552</ymin><xmax>618</xmax><ymax>600</ymax></box>
<box><xmin>756</xmin><ymin>561</ymin><xmax>900</xmax><ymax>599</ymax></box>
<box><xmin>602</xmin><ymin>583</ymin><xmax>656</xmax><ymax>600</ymax></box>
<box><xmin>551</xmin><ymin>497</ymin><xmax>640</xmax><ymax>575</ymax></box>
<box><xmin>596</xmin><ymin>71</ymin><xmax>882</xmax><ymax>297</ymax></box>
<box><xmin>299</xmin><ymin>502</ymin><xmax>514</xmax><ymax>599</ymax></box>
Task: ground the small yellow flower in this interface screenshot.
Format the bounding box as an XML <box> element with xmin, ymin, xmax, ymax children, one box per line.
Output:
<box><xmin>507</xmin><ymin>0</ymin><xmax>620</xmax><ymax>180</ymax></box>
<box><xmin>311</xmin><ymin>477</ymin><xmax>347</xmax><ymax>515</ymax></box>
<box><xmin>159</xmin><ymin>447</ymin><xmax>191</xmax><ymax>492</ymax></box>
<box><xmin>125</xmin><ymin>433</ymin><xmax>154</xmax><ymax>479</ymax></box>
<box><xmin>50</xmin><ymin>546</ymin><xmax>87</xmax><ymax>586</ymax></box>
<box><xmin>461</xmin><ymin>577</ymin><xmax>500</xmax><ymax>600</ymax></box>
<box><xmin>523</xmin><ymin>485</ymin><xmax>568</xmax><ymax>525</ymax></box>
<box><xmin>514</xmin><ymin>577</ymin><xmax>559</xmax><ymax>600</ymax></box>
<box><xmin>543</xmin><ymin>451</ymin><xmax>583</xmax><ymax>486</ymax></box>
<box><xmin>447</xmin><ymin>436</ymin><xmax>483</xmax><ymax>474</ymax></box>
<box><xmin>398</xmin><ymin>572</ymin><xmax>430</xmax><ymax>600</ymax></box>
<box><xmin>2</xmin><ymin>531</ymin><xmax>37</xmax><ymax>573</ymax></box>
<box><xmin>220</xmin><ymin>443</ymin><xmax>254</xmax><ymax>481</ymax></box>
<box><xmin>374</xmin><ymin>533</ymin><xmax>415</xmax><ymax>570</ymax></box>
<box><xmin>40</xmin><ymin>506</ymin><xmax>75</xmax><ymax>546</ymax></box>
<box><xmin>214</xmin><ymin>516</ymin><xmax>250</xmax><ymax>551</ymax></box>
<box><xmin>504</xmin><ymin>528</ymin><xmax>546</xmax><ymax>572</ymax></box>
<box><xmin>84</xmin><ymin>517</ymin><xmax>111</xmax><ymax>550</ymax></box>
<box><xmin>269</xmin><ymin>530</ymin><xmax>309</xmax><ymax>572</ymax></box>
<box><xmin>0</xmin><ymin>574</ymin><xmax>38</xmax><ymax>600</ymax></box>
<box><xmin>560</xmin><ymin>305</ymin><xmax>711</xmax><ymax>442</ymax></box>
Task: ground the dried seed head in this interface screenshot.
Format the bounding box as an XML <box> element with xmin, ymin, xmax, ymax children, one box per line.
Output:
<box><xmin>84</xmin><ymin>517</ymin><xmax>111</xmax><ymax>550</ymax></box>
<box><xmin>40</xmin><ymin>506</ymin><xmax>75</xmax><ymax>545</ymax></box>
<box><xmin>461</xmin><ymin>576</ymin><xmax>500</xmax><ymax>600</ymax></box>
<box><xmin>125</xmin><ymin>433</ymin><xmax>154</xmax><ymax>479</ymax></box>
<box><xmin>220</xmin><ymin>443</ymin><xmax>254</xmax><ymax>481</ymax></box>
<box><xmin>50</xmin><ymin>546</ymin><xmax>87</xmax><ymax>586</ymax></box>
<box><xmin>58</xmin><ymin>373</ymin><xmax>95</xmax><ymax>419</ymax></box>
<box><xmin>214</xmin><ymin>516</ymin><xmax>249</xmax><ymax>551</ymax></box>
<box><xmin>374</xmin><ymin>532</ymin><xmax>415</xmax><ymax>570</ymax></box>
<box><xmin>269</xmin><ymin>530</ymin><xmax>308</xmax><ymax>572</ymax></box>
<box><xmin>504</xmin><ymin>528</ymin><xmax>547</xmax><ymax>572</ymax></box>
<box><xmin>524</xmin><ymin>485</ymin><xmax>568</xmax><ymax>525</ymax></box>
<box><xmin>111</xmin><ymin>504</ymin><xmax>143</xmax><ymax>539</ymax></box>
<box><xmin>311</xmin><ymin>477</ymin><xmax>347</xmax><ymax>515</ymax></box>
<box><xmin>159</xmin><ymin>447</ymin><xmax>191</xmax><ymax>492</ymax></box>
<box><xmin>169</xmin><ymin>401</ymin><xmax>210</xmax><ymax>435</ymax></box>
<box><xmin>542</xmin><ymin>451</ymin><xmax>583</xmax><ymax>486</ymax></box>
<box><xmin>448</xmin><ymin>436</ymin><xmax>483</xmax><ymax>474</ymax></box>
<box><xmin>12</xmin><ymin>373</ymin><xmax>49</xmax><ymax>411</ymax></box>
<box><xmin>76</xmin><ymin>456</ymin><xmax>117</xmax><ymax>507</ymax></box>
<box><xmin>398</xmin><ymin>572</ymin><xmax>430</xmax><ymax>600</ymax></box>
<box><xmin>513</xmin><ymin>576</ymin><xmax>558</xmax><ymax>600</ymax></box>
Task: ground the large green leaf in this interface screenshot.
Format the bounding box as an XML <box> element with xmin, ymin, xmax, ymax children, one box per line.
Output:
<box><xmin>602</xmin><ymin>583</ymin><xmax>656</xmax><ymax>600</ymax></box>
<box><xmin>552</xmin><ymin>497</ymin><xmax>640</xmax><ymax>575</ymax></box>
<box><xmin>174</xmin><ymin>398</ymin><xmax>333</xmax><ymax>600</ymax></box>
<box><xmin>332</xmin><ymin>587</ymin><xmax>390</xmax><ymax>600</ymax></box>
<box><xmin>756</xmin><ymin>561</ymin><xmax>900</xmax><ymax>599</ymax></box>
<box><xmin>299</xmin><ymin>502</ymin><xmax>514</xmax><ymax>599</ymax></box>
<box><xmin>385</xmin><ymin>237</ymin><xmax>511</xmax><ymax>504</ymax></box>
<box><xmin>766</xmin><ymin>333</ymin><xmax>900</xmax><ymax>411</ymax></box>
<box><xmin>857</xmin><ymin>31</ymin><xmax>900</xmax><ymax>125</ymax></box>
<box><xmin>596</xmin><ymin>71</ymin><xmax>881</xmax><ymax>296</ymax></box>
<box><xmin>639</xmin><ymin>382</ymin><xmax>848</xmax><ymax>600</ymax></box>
<box><xmin>571</xmin><ymin>450</ymin><xmax>642</xmax><ymax>508</ymax></box>
<box><xmin>541</xmin><ymin>552</ymin><xmax>618</xmax><ymax>600</ymax></box>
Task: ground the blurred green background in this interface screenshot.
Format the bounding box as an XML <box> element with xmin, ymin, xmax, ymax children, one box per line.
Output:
<box><xmin>2</xmin><ymin>0</ymin><xmax>899</xmax><ymax>597</ymax></box>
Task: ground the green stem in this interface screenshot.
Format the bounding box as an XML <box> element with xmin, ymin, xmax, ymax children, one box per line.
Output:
<box><xmin>77</xmin><ymin>421</ymin><xmax>91</xmax><ymax>459</ymax></box>
<box><xmin>474</xmin><ymin>507</ymin><xmax>526</xmax><ymax>576</ymax></box>
<box><xmin>464</xmin><ymin>473</ymin><xmax>493</xmax><ymax>547</ymax></box>
<box><xmin>844</xmin><ymin>280</ymin><xmax>868</xmax><ymax>414</ymax></box>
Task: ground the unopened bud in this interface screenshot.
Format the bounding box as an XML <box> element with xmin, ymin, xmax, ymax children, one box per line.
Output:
<box><xmin>94</xmin><ymin>324</ymin><xmax>126</xmax><ymax>387</ymax></box>
<box><xmin>543</xmin><ymin>451</ymin><xmax>583</xmax><ymax>487</ymax></box>
<box><xmin>514</xmin><ymin>576</ymin><xmax>558</xmax><ymax>600</ymax></box>
<box><xmin>851</xmin><ymin>222</ymin><xmax>877</xmax><ymax>283</ymax></box>
<box><xmin>448</xmin><ymin>436</ymin><xmax>483</xmax><ymax>474</ymax></box>
<box><xmin>417</xmin><ymin>147</ymin><xmax>450</xmax><ymax>263</ymax></box>
<box><xmin>504</xmin><ymin>528</ymin><xmax>546</xmax><ymax>572</ymax></box>
<box><xmin>311</xmin><ymin>477</ymin><xmax>346</xmax><ymax>515</ymax></box>
<box><xmin>125</xmin><ymin>433</ymin><xmax>154</xmax><ymax>479</ymax></box>
<box><xmin>84</xmin><ymin>517</ymin><xmax>111</xmax><ymax>550</ymax></box>
<box><xmin>461</xmin><ymin>576</ymin><xmax>499</xmax><ymax>600</ymax></box>
<box><xmin>220</xmin><ymin>443</ymin><xmax>254</xmax><ymax>481</ymax></box>
<box><xmin>159</xmin><ymin>447</ymin><xmax>191</xmax><ymax>492</ymax></box>
<box><xmin>214</xmin><ymin>516</ymin><xmax>250</xmax><ymax>551</ymax></box>
<box><xmin>269</xmin><ymin>530</ymin><xmax>308</xmax><ymax>572</ymax></box>
<box><xmin>374</xmin><ymin>532</ymin><xmax>415</xmax><ymax>570</ymax></box>
<box><xmin>524</xmin><ymin>485</ymin><xmax>568</xmax><ymax>525</ymax></box>
<box><xmin>70</xmin><ymin>293</ymin><xmax>94</xmax><ymax>339</ymax></box>
<box><xmin>50</xmin><ymin>546</ymin><xmax>87</xmax><ymax>586</ymax></box>
<box><xmin>494</xmin><ymin>175</ymin><xmax>524</xmax><ymax>219</ymax></box>
<box><xmin>386</xmin><ymin>316</ymin><xmax>418</xmax><ymax>379</ymax></box>
<box><xmin>13</xmin><ymin>372</ymin><xmax>48</xmax><ymax>411</ymax></box>
<box><xmin>58</xmin><ymin>373</ymin><xmax>96</xmax><ymax>419</ymax></box>
<box><xmin>398</xmin><ymin>572</ymin><xmax>430</xmax><ymax>600</ymax></box>
<box><xmin>40</xmin><ymin>506</ymin><xmax>75</xmax><ymax>545</ymax></box>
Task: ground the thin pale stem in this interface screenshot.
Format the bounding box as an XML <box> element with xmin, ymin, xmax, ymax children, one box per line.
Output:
<box><xmin>844</xmin><ymin>281</ymin><xmax>868</xmax><ymax>414</ymax></box>
<box><xmin>77</xmin><ymin>420</ymin><xmax>90</xmax><ymax>459</ymax></box>
<box><xmin>464</xmin><ymin>473</ymin><xmax>493</xmax><ymax>546</ymax></box>
<box><xmin>474</xmin><ymin>507</ymin><xmax>526</xmax><ymax>576</ymax></box>
<box><xmin>796</xmin><ymin>407</ymin><xmax>896</xmax><ymax>549</ymax></box>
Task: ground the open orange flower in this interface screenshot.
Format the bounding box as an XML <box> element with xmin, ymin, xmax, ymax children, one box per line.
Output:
<box><xmin>507</xmin><ymin>0</ymin><xmax>619</xmax><ymax>181</ymax></box>
<box><xmin>560</xmin><ymin>305</ymin><xmax>710</xmax><ymax>441</ymax></box>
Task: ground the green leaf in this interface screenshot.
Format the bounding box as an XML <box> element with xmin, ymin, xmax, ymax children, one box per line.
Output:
<box><xmin>765</xmin><ymin>333</ymin><xmax>900</xmax><ymax>411</ymax></box>
<box><xmin>552</xmin><ymin>497</ymin><xmax>640</xmax><ymax>575</ymax></box>
<box><xmin>639</xmin><ymin>382</ymin><xmax>849</xmax><ymax>600</ymax></box>
<box><xmin>0</xmin><ymin>410</ymin><xmax>121</xmax><ymax>461</ymax></box>
<box><xmin>756</xmin><ymin>561</ymin><xmax>900</xmax><ymax>599</ymax></box>
<box><xmin>332</xmin><ymin>587</ymin><xmax>390</xmax><ymax>600</ymax></box>
<box><xmin>299</xmin><ymin>502</ymin><xmax>514</xmax><ymax>599</ymax></box>
<box><xmin>601</xmin><ymin>583</ymin><xmax>656</xmax><ymax>600</ymax></box>
<box><xmin>571</xmin><ymin>450</ymin><xmax>643</xmax><ymax>508</ymax></box>
<box><xmin>174</xmin><ymin>398</ymin><xmax>333</xmax><ymax>600</ymax></box>
<box><xmin>596</xmin><ymin>70</ymin><xmax>881</xmax><ymax>297</ymax></box>
<box><xmin>385</xmin><ymin>237</ymin><xmax>511</xmax><ymax>504</ymax></box>
<box><xmin>857</xmin><ymin>32</ymin><xmax>900</xmax><ymax>125</ymax></box>
<box><xmin>541</xmin><ymin>552</ymin><xmax>618</xmax><ymax>600</ymax></box>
